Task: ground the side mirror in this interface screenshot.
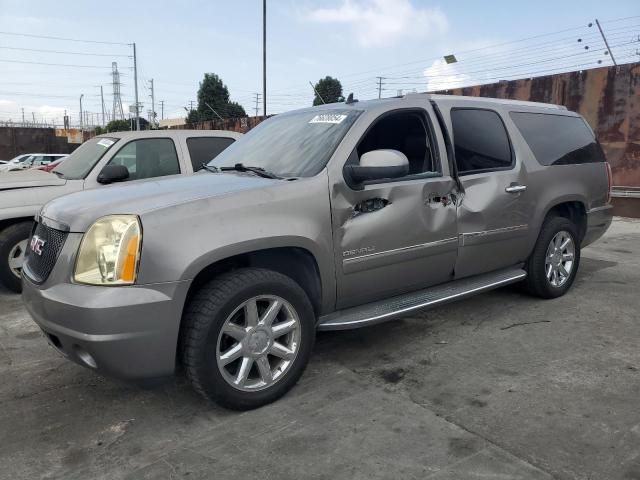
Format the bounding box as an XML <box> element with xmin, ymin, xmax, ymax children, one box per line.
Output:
<box><xmin>344</xmin><ymin>149</ymin><xmax>409</xmax><ymax>184</ymax></box>
<box><xmin>97</xmin><ymin>164</ymin><xmax>129</xmax><ymax>184</ymax></box>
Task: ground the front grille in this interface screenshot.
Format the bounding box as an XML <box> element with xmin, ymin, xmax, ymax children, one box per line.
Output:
<box><xmin>24</xmin><ymin>222</ymin><xmax>67</xmax><ymax>283</ymax></box>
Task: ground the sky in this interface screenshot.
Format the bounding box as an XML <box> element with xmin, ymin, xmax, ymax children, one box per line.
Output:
<box><xmin>0</xmin><ymin>0</ymin><xmax>638</xmax><ymax>126</ymax></box>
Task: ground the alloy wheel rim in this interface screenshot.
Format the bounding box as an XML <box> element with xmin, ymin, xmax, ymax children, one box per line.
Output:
<box><xmin>216</xmin><ymin>295</ymin><xmax>301</xmax><ymax>392</ymax></box>
<box><xmin>8</xmin><ymin>239</ymin><xmax>28</xmax><ymax>279</ymax></box>
<box><xmin>545</xmin><ymin>230</ymin><xmax>575</xmax><ymax>288</ymax></box>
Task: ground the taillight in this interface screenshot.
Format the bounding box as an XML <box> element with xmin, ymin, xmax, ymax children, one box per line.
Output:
<box><xmin>605</xmin><ymin>162</ymin><xmax>612</xmax><ymax>203</ymax></box>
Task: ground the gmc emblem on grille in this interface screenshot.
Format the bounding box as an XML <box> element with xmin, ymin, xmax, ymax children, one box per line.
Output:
<box><xmin>30</xmin><ymin>235</ymin><xmax>46</xmax><ymax>256</ymax></box>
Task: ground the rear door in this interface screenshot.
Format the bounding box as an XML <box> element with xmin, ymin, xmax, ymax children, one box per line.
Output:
<box><xmin>438</xmin><ymin>102</ymin><xmax>534</xmax><ymax>278</ymax></box>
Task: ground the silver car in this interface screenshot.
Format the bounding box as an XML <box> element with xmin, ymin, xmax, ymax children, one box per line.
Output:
<box><xmin>22</xmin><ymin>95</ymin><xmax>612</xmax><ymax>410</ymax></box>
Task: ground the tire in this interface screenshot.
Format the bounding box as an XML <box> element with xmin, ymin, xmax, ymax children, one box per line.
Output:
<box><xmin>181</xmin><ymin>268</ymin><xmax>316</xmax><ymax>410</ymax></box>
<box><xmin>0</xmin><ymin>221</ymin><xmax>33</xmax><ymax>293</ymax></box>
<box><xmin>524</xmin><ymin>216</ymin><xmax>581</xmax><ymax>299</ymax></box>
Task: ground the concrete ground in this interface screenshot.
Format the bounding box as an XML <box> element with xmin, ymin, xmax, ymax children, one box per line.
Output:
<box><xmin>1</xmin><ymin>218</ymin><xmax>639</xmax><ymax>480</ymax></box>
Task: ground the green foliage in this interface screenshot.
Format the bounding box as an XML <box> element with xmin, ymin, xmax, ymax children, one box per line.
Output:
<box><xmin>104</xmin><ymin>117</ymin><xmax>150</xmax><ymax>132</ymax></box>
<box><xmin>186</xmin><ymin>73</ymin><xmax>247</xmax><ymax>124</ymax></box>
<box><xmin>105</xmin><ymin>119</ymin><xmax>131</xmax><ymax>132</ymax></box>
<box><xmin>313</xmin><ymin>76</ymin><xmax>344</xmax><ymax>106</ymax></box>
<box><xmin>94</xmin><ymin>126</ymin><xmax>104</xmax><ymax>135</ymax></box>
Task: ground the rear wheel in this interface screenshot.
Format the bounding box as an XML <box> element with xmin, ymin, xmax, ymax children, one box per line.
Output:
<box><xmin>0</xmin><ymin>222</ymin><xmax>33</xmax><ymax>293</ymax></box>
<box><xmin>181</xmin><ymin>268</ymin><xmax>316</xmax><ymax>410</ymax></box>
<box><xmin>524</xmin><ymin>216</ymin><xmax>580</xmax><ymax>299</ymax></box>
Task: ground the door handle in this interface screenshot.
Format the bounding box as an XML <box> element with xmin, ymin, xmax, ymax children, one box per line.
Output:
<box><xmin>505</xmin><ymin>184</ymin><xmax>527</xmax><ymax>193</ymax></box>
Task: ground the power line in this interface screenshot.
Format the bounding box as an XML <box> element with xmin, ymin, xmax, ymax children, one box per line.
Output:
<box><xmin>0</xmin><ymin>58</ymin><xmax>118</xmax><ymax>69</ymax></box>
<box><xmin>0</xmin><ymin>46</ymin><xmax>130</xmax><ymax>57</ymax></box>
<box><xmin>0</xmin><ymin>31</ymin><xmax>129</xmax><ymax>45</ymax></box>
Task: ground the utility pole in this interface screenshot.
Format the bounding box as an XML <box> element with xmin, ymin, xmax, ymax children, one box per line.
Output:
<box><xmin>160</xmin><ymin>100</ymin><xmax>164</xmax><ymax>120</ymax></box>
<box><xmin>309</xmin><ymin>81</ymin><xmax>326</xmax><ymax>104</ymax></box>
<box><xmin>100</xmin><ymin>86</ymin><xmax>106</xmax><ymax>126</ymax></box>
<box><xmin>377</xmin><ymin>76</ymin><xmax>384</xmax><ymax>99</ymax></box>
<box><xmin>21</xmin><ymin>107</ymin><xmax>25</xmax><ymax>126</ymax></box>
<box><xmin>32</xmin><ymin>112</ymin><xmax>35</xmax><ymax>125</ymax></box>
<box><xmin>254</xmin><ymin>93</ymin><xmax>258</xmax><ymax>117</ymax></box>
<box><xmin>595</xmin><ymin>19</ymin><xmax>618</xmax><ymax>67</ymax></box>
<box><xmin>79</xmin><ymin>94</ymin><xmax>84</xmax><ymax>132</ymax></box>
<box><xmin>132</xmin><ymin>42</ymin><xmax>140</xmax><ymax>131</ymax></box>
<box><xmin>148</xmin><ymin>78</ymin><xmax>155</xmax><ymax>128</ymax></box>
<box><xmin>263</xmin><ymin>0</ymin><xmax>267</xmax><ymax>117</ymax></box>
<box><xmin>189</xmin><ymin>100</ymin><xmax>194</xmax><ymax>112</ymax></box>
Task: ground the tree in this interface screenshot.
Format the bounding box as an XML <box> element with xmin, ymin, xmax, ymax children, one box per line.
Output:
<box><xmin>105</xmin><ymin>119</ymin><xmax>130</xmax><ymax>132</ymax></box>
<box><xmin>105</xmin><ymin>117</ymin><xmax>149</xmax><ymax>132</ymax></box>
<box><xmin>312</xmin><ymin>76</ymin><xmax>344</xmax><ymax>106</ymax></box>
<box><xmin>186</xmin><ymin>73</ymin><xmax>247</xmax><ymax>124</ymax></box>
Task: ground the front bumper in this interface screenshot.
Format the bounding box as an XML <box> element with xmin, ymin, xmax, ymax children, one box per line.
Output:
<box><xmin>22</xmin><ymin>275</ymin><xmax>190</xmax><ymax>379</ymax></box>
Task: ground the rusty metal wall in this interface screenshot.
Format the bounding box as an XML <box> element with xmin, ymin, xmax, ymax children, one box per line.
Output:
<box><xmin>435</xmin><ymin>62</ymin><xmax>640</xmax><ymax>187</ymax></box>
<box><xmin>171</xmin><ymin>116</ymin><xmax>269</xmax><ymax>134</ymax></box>
<box><xmin>0</xmin><ymin>127</ymin><xmax>80</xmax><ymax>160</ymax></box>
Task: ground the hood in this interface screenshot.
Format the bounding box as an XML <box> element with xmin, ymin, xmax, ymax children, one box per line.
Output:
<box><xmin>41</xmin><ymin>172</ymin><xmax>279</xmax><ymax>232</ymax></box>
<box><xmin>0</xmin><ymin>169</ymin><xmax>67</xmax><ymax>190</ymax></box>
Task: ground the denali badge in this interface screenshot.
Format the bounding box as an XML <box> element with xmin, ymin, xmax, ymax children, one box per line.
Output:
<box><xmin>30</xmin><ymin>235</ymin><xmax>46</xmax><ymax>256</ymax></box>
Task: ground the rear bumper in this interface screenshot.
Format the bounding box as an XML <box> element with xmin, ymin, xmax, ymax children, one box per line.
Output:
<box><xmin>582</xmin><ymin>205</ymin><xmax>613</xmax><ymax>247</ymax></box>
<box><xmin>22</xmin><ymin>275</ymin><xmax>190</xmax><ymax>379</ymax></box>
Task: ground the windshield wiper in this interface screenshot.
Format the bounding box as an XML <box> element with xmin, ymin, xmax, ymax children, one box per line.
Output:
<box><xmin>219</xmin><ymin>163</ymin><xmax>281</xmax><ymax>179</ymax></box>
<box><xmin>200</xmin><ymin>163</ymin><xmax>220</xmax><ymax>173</ymax></box>
<box><xmin>52</xmin><ymin>170</ymin><xmax>65</xmax><ymax>179</ymax></box>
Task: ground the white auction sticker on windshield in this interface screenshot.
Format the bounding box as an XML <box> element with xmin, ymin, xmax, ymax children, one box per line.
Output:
<box><xmin>97</xmin><ymin>138</ymin><xmax>115</xmax><ymax>148</ymax></box>
<box><xmin>309</xmin><ymin>114</ymin><xmax>348</xmax><ymax>124</ymax></box>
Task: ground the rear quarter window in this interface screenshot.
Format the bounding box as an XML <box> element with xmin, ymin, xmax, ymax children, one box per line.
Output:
<box><xmin>509</xmin><ymin>112</ymin><xmax>605</xmax><ymax>166</ymax></box>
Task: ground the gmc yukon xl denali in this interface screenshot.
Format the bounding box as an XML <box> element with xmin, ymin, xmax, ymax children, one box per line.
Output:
<box><xmin>21</xmin><ymin>94</ymin><xmax>612</xmax><ymax>410</ymax></box>
<box><xmin>0</xmin><ymin>130</ymin><xmax>240</xmax><ymax>293</ymax></box>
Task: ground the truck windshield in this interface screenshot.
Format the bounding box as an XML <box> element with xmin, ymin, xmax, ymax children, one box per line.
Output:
<box><xmin>208</xmin><ymin>109</ymin><xmax>361</xmax><ymax>177</ymax></box>
<box><xmin>53</xmin><ymin>137</ymin><xmax>118</xmax><ymax>179</ymax></box>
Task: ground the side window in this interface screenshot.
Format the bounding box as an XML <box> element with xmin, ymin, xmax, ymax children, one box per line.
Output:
<box><xmin>355</xmin><ymin>110</ymin><xmax>439</xmax><ymax>177</ymax></box>
<box><xmin>108</xmin><ymin>138</ymin><xmax>180</xmax><ymax>181</ymax></box>
<box><xmin>509</xmin><ymin>112</ymin><xmax>605</xmax><ymax>166</ymax></box>
<box><xmin>186</xmin><ymin>137</ymin><xmax>235</xmax><ymax>171</ymax></box>
<box><xmin>451</xmin><ymin>109</ymin><xmax>512</xmax><ymax>174</ymax></box>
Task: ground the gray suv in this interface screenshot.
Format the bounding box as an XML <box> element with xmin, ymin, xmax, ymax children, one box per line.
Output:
<box><xmin>22</xmin><ymin>94</ymin><xmax>612</xmax><ymax>410</ymax></box>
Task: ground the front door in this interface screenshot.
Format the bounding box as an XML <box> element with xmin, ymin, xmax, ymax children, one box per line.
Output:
<box><xmin>329</xmin><ymin>104</ymin><xmax>459</xmax><ymax>309</ymax></box>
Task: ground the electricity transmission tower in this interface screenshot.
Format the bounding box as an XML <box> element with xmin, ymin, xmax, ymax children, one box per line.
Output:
<box><xmin>111</xmin><ymin>62</ymin><xmax>125</xmax><ymax>121</ymax></box>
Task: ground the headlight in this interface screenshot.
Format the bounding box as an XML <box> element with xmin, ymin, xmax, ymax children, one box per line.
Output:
<box><xmin>74</xmin><ymin>215</ymin><xmax>142</xmax><ymax>285</ymax></box>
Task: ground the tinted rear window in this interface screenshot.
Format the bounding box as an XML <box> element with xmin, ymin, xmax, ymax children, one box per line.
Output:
<box><xmin>187</xmin><ymin>137</ymin><xmax>235</xmax><ymax>171</ymax></box>
<box><xmin>509</xmin><ymin>112</ymin><xmax>605</xmax><ymax>166</ymax></box>
<box><xmin>451</xmin><ymin>109</ymin><xmax>513</xmax><ymax>174</ymax></box>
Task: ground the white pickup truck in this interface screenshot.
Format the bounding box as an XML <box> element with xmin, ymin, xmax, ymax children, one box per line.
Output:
<box><xmin>0</xmin><ymin>129</ymin><xmax>241</xmax><ymax>292</ymax></box>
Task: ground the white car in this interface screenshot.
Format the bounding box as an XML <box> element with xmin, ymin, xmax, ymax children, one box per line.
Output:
<box><xmin>0</xmin><ymin>154</ymin><xmax>35</xmax><ymax>172</ymax></box>
<box><xmin>1</xmin><ymin>154</ymin><xmax>68</xmax><ymax>172</ymax></box>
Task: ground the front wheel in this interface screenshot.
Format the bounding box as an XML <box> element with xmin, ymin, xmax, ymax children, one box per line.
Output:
<box><xmin>0</xmin><ymin>222</ymin><xmax>33</xmax><ymax>293</ymax></box>
<box><xmin>524</xmin><ymin>216</ymin><xmax>581</xmax><ymax>299</ymax></box>
<box><xmin>181</xmin><ymin>268</ymin><xmax>316</xmax><ymax>410</ymax></box>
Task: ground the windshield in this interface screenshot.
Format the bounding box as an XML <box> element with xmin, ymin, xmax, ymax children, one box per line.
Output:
<box><xmin>9</xmin><ymin>154</ymin><xmax>31</xmax><ymax>163</ymax></box>
<box><xmin>54</xmin><ymin>137</ymin><xmax>118</xmax><ymax>179</ymax></box>
<box><xmin>208</xmin><ymin>109</ymin><xmax>361</xmax><ymax>177</ymax></box>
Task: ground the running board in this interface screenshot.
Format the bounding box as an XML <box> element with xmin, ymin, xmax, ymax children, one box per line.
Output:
<box><xmin>317</xmin><ymin>267</ymin><xmax>526</xmax><ymax>331</ymax></box>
